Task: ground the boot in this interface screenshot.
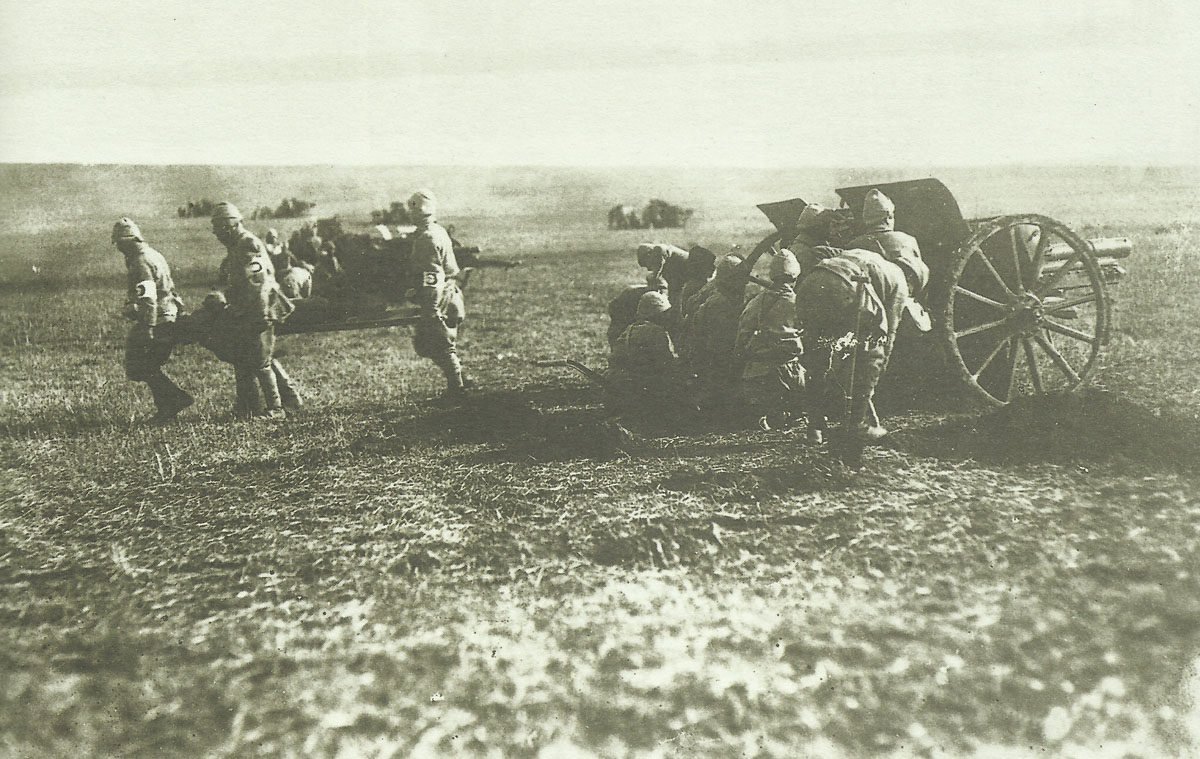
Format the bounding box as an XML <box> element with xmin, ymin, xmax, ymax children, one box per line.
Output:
<box><xmin>256</xmin><ymin>366</ymin><xmax>286</xmax><ymax>419</ymax></box>
<box><xmin>147</xmin><ymin>374</ymin><xmax>193</xmax><ymax>425</ymax></box>
<box><xmin>854</xmin><ymin>398</ymin><xmax>887</xmax><ymax>441</ymax></box>
<box><xmin>272</xmin><ymin>360</ymin><xmax>303</xmax><ymax>411</ymax></box>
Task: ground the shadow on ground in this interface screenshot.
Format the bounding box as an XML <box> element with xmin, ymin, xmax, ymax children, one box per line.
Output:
<box><xmin>367</xmin><ymin>387</ymin><xmax>635</xmax><ymax>461</ymax></box>
<box><xmin>890</xmin><ymin>390</ymin><xmax>1200</xmax><ymax>471</ymax></box>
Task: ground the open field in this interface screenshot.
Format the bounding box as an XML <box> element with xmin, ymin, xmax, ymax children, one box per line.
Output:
<box><xmin>2</xmin><ymin>164</ymin><xmax>1200</xmax><ymax>757</ymax></box>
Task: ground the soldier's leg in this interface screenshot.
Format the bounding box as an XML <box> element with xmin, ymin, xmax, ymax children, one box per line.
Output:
<box><xmin>272</xmin><ymin>360</ymin><xmax>302</xmax><ymax>410</ymax></box>
<box><xmin>149</xmin><ymin>323</ymin><xmax>193</xmax><ymax>419</ymax></box>
<box><xmin>416</xmin><ymin>318</ymin><xmax>464</xmax><ymax>392</ymax></box>
<box><xmin>850</xmin><ymin>342</ymin><xmax>888</xmax><ymax>440</ymax></box>
<box><xmin>125</xmin><ymin>327</ymin><xmax>185</xmax><ymax>418</ymax></box>
<box><xmin>802</xmin><ymin>343</ymin><xmax>831</xmax><ymax>443</ymax></box>
<box><xmin>251</xmin><ymin>327</ymin><xmax>284</xmax><ymax>416</ymax></box>
<box><xmin>233</xmin><ymin>366</ymin><xmax>259</xmax><ymax>418</ymax></box>
<box><xmin>779</xmin><ymin>358</ymin><xmax>807</xmax><ymax>428</ymax></box>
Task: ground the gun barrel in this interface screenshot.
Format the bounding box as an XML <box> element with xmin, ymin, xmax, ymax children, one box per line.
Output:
<box><xmin>1045</xmin><ymin>237</ymin><xmax>1132</xmax><ymax>262</ymax></box>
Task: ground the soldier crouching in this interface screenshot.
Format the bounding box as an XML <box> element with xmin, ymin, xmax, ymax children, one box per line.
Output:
<box><xmin>604</xmin><ymin>291</ymin><xmax>693</xmax><ymax>427</ymax></box>
<box><xmin>112</xmin><ymin>218</ymin><xmax>194</xmax><ymax>424</ymax></box>
<box><xmin>735</xmin><ymin>249</ymin><xmax>805</xmax><ymax>431</ymax></box>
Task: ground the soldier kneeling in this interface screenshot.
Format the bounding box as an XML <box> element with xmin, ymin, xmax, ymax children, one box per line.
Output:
<box><xmin>605</xmin><ymin>291</ymin><xmax>693</xmax><ymax>427</ymax></box>
<box><xmin>736</xmin><ymin>249</ymin><xmax>805</xmax><ymax>431</ymax></box>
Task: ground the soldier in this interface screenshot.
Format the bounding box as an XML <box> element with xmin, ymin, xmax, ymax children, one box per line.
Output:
<box><xmin>605</xmin><ymin>291</ymin><xmax>691</xmax><ymax>424</ymax></box>
<box><xmin>607</xmin><ymin>274</ymin><xmax>670</xmax><ymax>348</ymax></box>
<box><xmin>112</xmin><ymin>218</ymin><xmax>193</xmax><ymax>424</ymax></box>
<box><xmin>845</xmin><ymin>188</ymin><xmax>924</xmax><ymax>270</ymax></box>
<box><xmin>210</xmin><ymin>202</ymin><xmax>301</xmax><ymax>419</ymax></box>
<box><xmin>637</xmin><ymin>243</ymin><xmax>690</xmax><ymax>307</ymax></box>
<box><xmin>263</xmin><ymin>228</ymin><xmax>297</xmax><ymax>273</ymax></box>
<box><xmin>687</xmin><ymin>254</ymin><xmax>750</xmax><ymax>417</ymax></box>
<box><xmin>681</xmin><ymin>241</ymin><xmax>770</xmax><ymax>323</ymax></box>
<box><xmin>678</xmin><ymin>245</ymin><xmax>716</xmax><ymax>318</ymax></box>
<box><xmin>278</xmin><ymin>264</ymin><xmax>313</xmax><ymax>300</ymax></box>
<box><xmin>791</xmin><ymin>203</ymin><xmax>929</xmax><ymax>442</ymax></box>
<box><xmin>736</xmin><ymin>249</ymin><xmax>805</xmax><ymax>431</ymax></box>
<box><xmin>406</xmin><ymin>189</ymin><xmax>471</xmax><ymax>398</ymax></box>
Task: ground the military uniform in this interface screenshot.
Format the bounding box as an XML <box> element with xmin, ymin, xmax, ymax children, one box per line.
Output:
<box><xmin>637</xmin><ymin>243</ymin><xmax>690</xmax><ymax>308</ymax></box>
<box><xmin>406</xmin><ymin>190</ymin><xmax>468</xmax><ymax>395</ymax></box>
<box><xmin>736</xmin><ymin>252</ymin><xmax>805</xmax><ymax>429</ymax></box>
<box><xmin>794</xmin><ymin>244</ymin><xmax>909</xmax><ymax>439</ymax></box>
<box><xmin>607</xmin><ymin>275</ymin><xmax>669</xmax><ymax>348</ymax></box>
<box><xmin>687</xmin><ymin>259</ymin><xmax>747</xmax><ymax>415</ymax></box>
<box><xmin>114</xmin><ymin>219</ymin><xmax>193</xmax><ymax>422</ymax></box>
<box><xmin>213</xmin><ymin>205</ymin><xmax>299</xmax><ymax>418</ymax></box>
<box><xmin>605</xmin><ymin>291</ymin><xmax>690</xmax><ymax>423</ymax></box>
<box><xmin>263</xmin><ymin>229</ymin><xmax>298</xmax><ymax>274</ymax></box>
<box><xmin>678</xmin><ymin>246</ymin><xmax>716</xmax><ymax>320</ymax></box>
<box><xmin>846</xmin><ymin>189</ymin><xmax>927</xmax><ymax>288</ymax></box>
<box><xmin>278</xmin><ymin>265</ymin><xmax>313</xmax><ymax>300</ymax></box>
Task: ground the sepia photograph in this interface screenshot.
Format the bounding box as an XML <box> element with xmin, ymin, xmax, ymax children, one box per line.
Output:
<box><xmin>2</xmin><ymin>0</ymin><xmax>1199</xmax><ymax>755</ymax></box>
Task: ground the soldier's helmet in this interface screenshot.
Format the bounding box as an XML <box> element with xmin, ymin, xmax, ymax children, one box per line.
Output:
<box><xmin>265</xmin><ymin>228</ymin><xmax>280</xmax><ymax>244</ymax></box>
<box><xmin>862</xmin><ymin>189</ymin><xmax>896</xmax><ymax>232</ymax></box>
<box><xmin>795</xmin><ymin>203</ymin><xmax>830</xmax><ymax>238</ymax></box>
<box><xmin>111</xmin><ymin>217</ymin><xmax>143</xmax><ymax>244</ymax></box>
<box><xmin>768</xmin><ymin>249</ymin><xmax>801</xmax><ymax>282</ymax></box>
<box><xmin>211</xmin><ymin>202</ymin><xmax>243</xmax><ymax>225</ymax></box>
<box><xmin>713</xmin><ymin>253</ymin><xmax>745</xmax><ymax>285</ymax></box>
<box><xmin>407</xmin><ymin>189</ymin><xmax>436</xmax><ymax>220</ymax></box>
<box><xmin>636</xmin><ymin>290</ymin><xmax>671</xmax><ymax>320</ymax></box>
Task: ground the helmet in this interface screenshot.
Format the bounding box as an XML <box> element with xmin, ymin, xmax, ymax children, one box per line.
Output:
<box><xmin>202</xmin><ymin>290</ymin><xmax>228</xmax><ymax>310</ymax></box>
<box><xmin>713</xmin><ymin>254</ymin><xmax>744</xmax><ymax>284</ymax></box>
<box><xmin>768</xmin><ymin>249</ymin><xmax>801</xmax><ymax>281</ymax></box>
<box><xmin>111</xmin><ymin>217</ymin><xmax>143</xmax><ymax>243</ymax></box>
<box><xmin>264</xmin><ymin>228</ymin><xmax>280</xmax><ymax>243</ymax></box>
<box><xmin>862</xmin><ymin>189</ymin><xmax>895</xmax><ymax>232</ymax></box>
<box><xmin>796</xmin><ymin>203</ymin><xmax>829</xmax><ymax>234</ymax></box>
<box><xmin>636</xmin><ymin>290</ymin><xmax>671</xmax><ymax>319</ymax></box>
<box><xmin>211</xmin><ymin>202</ymin><xmax>243</xmax><ymax>224</ymax></box>
<box><xmin>407</xmin><ymin>189</ymin><xmax>436</xmax><ymax>220</ymax></box>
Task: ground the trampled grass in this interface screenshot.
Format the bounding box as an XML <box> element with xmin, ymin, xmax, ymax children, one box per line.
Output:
<box><xmin>2</xmin><ymin>165</ymin><xmax>1200</xmax><ymax>756</ymax></box>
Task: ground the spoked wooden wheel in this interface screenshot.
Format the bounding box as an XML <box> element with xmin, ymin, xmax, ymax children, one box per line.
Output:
<box><xmin>940</xmin><ymin>214</ymin><xmax>1110</xmax><ymax>406</ymax></box>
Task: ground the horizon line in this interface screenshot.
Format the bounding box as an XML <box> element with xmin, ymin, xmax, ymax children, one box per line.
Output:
<box><xmin>3</xmin><ymin>161</ymin><xmax>1199</xmax><ymax>170</ymax></box>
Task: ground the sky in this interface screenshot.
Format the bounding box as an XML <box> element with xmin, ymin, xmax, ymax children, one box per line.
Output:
<box><xmin>0</xmin><ymin>0</ymin><xmax>1197</xmax><ymax>166</ymax></box>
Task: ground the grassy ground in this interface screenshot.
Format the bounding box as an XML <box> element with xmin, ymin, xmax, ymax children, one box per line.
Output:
<box><xmin>2</xmin><ymin>165</ymin><xmax>1200</xmax><ymax>757</ymax></box>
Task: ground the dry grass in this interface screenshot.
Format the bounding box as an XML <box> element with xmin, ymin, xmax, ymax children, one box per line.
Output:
<box><xmin>2</xmin><ymin>165</ymin><xmax>1200</xmax><ymax>757</ymax></box>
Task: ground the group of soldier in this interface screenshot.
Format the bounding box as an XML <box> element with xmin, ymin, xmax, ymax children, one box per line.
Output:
<box><xmin>113</xmin><ymin>190</ymin><xmax>468</xmax><ymax>423</ymax></box>
<box><xmin>604</xmin><ymin>188</ymin><xmax>930</xmax><ymax>444</ymax></box>
<box><xmin>114</xmin><ymin>185</ymin><xmax>926</xmax><ymax>441</ymax></box>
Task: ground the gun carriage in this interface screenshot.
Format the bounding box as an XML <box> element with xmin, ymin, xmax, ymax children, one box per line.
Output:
<box><xmin>756</xmin><ymin>178</ymin><xmax>1130</xmax><ymax>406</ymax></box>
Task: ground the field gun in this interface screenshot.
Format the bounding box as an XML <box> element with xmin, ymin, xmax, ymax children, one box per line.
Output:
<box><xmin>757</xmin><ymin>178</ymin><xmax>1133</xmax><ymax>406</ymax></box>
